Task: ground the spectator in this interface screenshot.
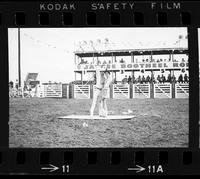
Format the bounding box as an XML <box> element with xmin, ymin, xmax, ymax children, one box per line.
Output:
<box><xmin>171</xmin><ymin>75</ymin><xmax>176</xmax><ymax>83</ymax></box>
<box><xmin>9</xmin><ymin>81</ymin><xmax>13</xmax><ymax>88</ymax></box>
<box><xmin>128</xmin><ymin>76</ymin><xmax>132</xmax><ymax>84</ymax></box>
<box><xmin>184</xmin><ymin>74</ymin><xmax>189</xmax><ymax>83</ymax></box>
<box><xmin>132</xmin><ymin>76</ymin><xmax>136</xmax><ymax>84</ymax></box>
<box><xmin>146</xmin><ymin>75</ymin><xmax>151</xmax><ymax>83</ymax></box>
<box><xmin>167</xmin><ymin>74</ymin><xmax>172</xmax><ymax>83</ymax></box>
<box><xmin>15</xmin><ymin>83</ymin><xmax>19</xmax><ymax>90</ymax></box>
<box><xmin>157</xmin><ymin>75</ymin><xmax>161</xmax><ymax>83</ymax></box>
<box><xmin>178</xmin><ymin>74</ymin><xmax>183</xmax><ymax>83</ymax></box>
<box><xmin>120</xmin><ymin>58</ymin><xmax>125</xmax><ymax>63</ymax></box>
<box><xmin>141</xmin><ymin>75</ymin><xmax>146</xmax><ymax>84</ymax></box>
<box><xmin>150</xmin><ymin>75</ymin><xmax>156</xmax><ymax>83</ymax></box>
<box><xmin>161</xmin><ymin>74</ymin><xmax>166</xmax><ymax>83</ymax></box>
<box><xmin>137</xmin><ymin>76</ymin><xmax>141</xmax><ymax>83</ymax></box>
<box><xmin>122</xmin><ymin>75</ymin><xmax>128</xmax><ymax>84</ymax></box>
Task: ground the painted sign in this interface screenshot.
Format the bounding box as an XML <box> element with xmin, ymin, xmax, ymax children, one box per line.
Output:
<box><xmin>75</xmin><ymin>62</ymin><xmax>188</xmax><ymax>71</ymax></box>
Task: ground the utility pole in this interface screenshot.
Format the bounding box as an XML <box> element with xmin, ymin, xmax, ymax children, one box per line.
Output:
<box><xmin>18</xmin><ymin>28</ymin><xmax>21</xmax><ymax>87</ymax></box>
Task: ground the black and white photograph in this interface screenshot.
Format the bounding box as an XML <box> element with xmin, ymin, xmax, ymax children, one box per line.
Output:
<box><xmin>9</xmin><ymin>28</ymin><xmax>189</xmax><ymax>148</ymax></box>
<box><xmin>198</xmin><ymin>28</ymin><xmax>200</xmax><ymax>147</ymax></box>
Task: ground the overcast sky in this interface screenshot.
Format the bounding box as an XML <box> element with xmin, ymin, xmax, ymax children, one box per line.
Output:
<box><xmin>8</xmin><ymin>28</ymin><xmax>188</xmax><ymax>83</ymax></box>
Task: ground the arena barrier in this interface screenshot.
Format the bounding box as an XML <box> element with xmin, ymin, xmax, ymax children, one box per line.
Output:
<box><xmin>74</xmin><ymin>85</ymin><xmax>90</xmax><ymax>99</ymax></box>
<box><xmin>154</xmin><ymin>83</ymin><xmax>172</xmax><ymax>98</ymax></box>
<box><xmin>113</xmin><ymin>84</ymin><xmax>130</xmax><ymax>99</ymax></box>
<box><xmin>37</xmin><ymin>83</ymin><xmax>189</xmax><ymax>99</ymax></box>
<box><xmin>175</xmin><ymin>83</ymin><xmax>189</xmax><ymax>98</ymax></box>
<box><xmin>39</xmin><ymin>83</ymin><xmax>62</xmax><ymax>98</ymax></box>
<box><xmin>133</xmin><ymin>84</ymin><xmax>151</xmax><ymax>98</ymax></box>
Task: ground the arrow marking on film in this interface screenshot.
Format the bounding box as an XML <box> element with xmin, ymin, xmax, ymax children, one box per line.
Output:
<box><xmin>41</xmin><ymin>164</ymin><xmax>59</xmax><ymax>172</ymax></box>
<box><xmin>128</xmin><ymin>165</ymin><xmax>145</xmax><ymax>173</ymax></box>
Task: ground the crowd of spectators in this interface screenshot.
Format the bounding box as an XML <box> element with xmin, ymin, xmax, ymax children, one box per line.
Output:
<box><xmin>9</xmin><ymin>81</ymin><xmax>40</xmax><ymax>98</ymax></box>
<box><xmin>121</xmin><ymin>73</ymin><xmax>189</xmax><ymax>84</ymax></box>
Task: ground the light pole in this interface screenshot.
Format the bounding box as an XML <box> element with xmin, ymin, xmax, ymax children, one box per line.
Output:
<box><xmin>18</xmin><ymin>28</ymin><xmax>21</xmax><ymax>88</ymax></box>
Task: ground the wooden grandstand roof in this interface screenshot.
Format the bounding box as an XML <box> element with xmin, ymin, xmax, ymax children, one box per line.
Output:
<box><xmin>74</xmin><ymin>48</ymin><xmax>188</xmax><ymax>58</ymax></box>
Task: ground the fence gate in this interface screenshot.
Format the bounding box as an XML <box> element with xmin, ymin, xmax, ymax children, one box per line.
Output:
<box><xmin>62</xmin><ymin>84</ymin><xmax>69</xmax><ymax>98</ymax></box>
<box><xmin>175</xmin><ymin>83</ymin><xmax>189</xmax><ymax>98</ymax></box>
<box><xmin>74</xmin><ymin>85</ymin><xmax>90</xmax><ymax>99</ymax></box>
<box><xmin>154</xmin><ymin>83</ymin><xmax>172</xmax><ymax>98</ymax></box>
<box><xmin>42</xmin><ymin>84</ymin><xmax>62</xmax><ymax>98</ymax></box>
<box><xmin>133</xmin><ymin>84</ymin><xmax>150</xmax><ymax>98</ymax></box>
<box><xmin>113</xmin><ymin>84</ymin><xmax>129</xmax><ymax>99</ymax></box>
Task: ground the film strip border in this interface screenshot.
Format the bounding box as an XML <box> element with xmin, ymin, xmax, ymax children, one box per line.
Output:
<box><xmin>0</xmin><ymin>149</ymin><xmax>200</xmax><ymax>174</ymax></box>
<box><xmin>0</xmin><ymin>1</ymin><xmax>200</xmax><ymax>175</ymax></box>
<box><xmin>0</xmin><ymin>1</ymin><xmax>200</xmax><ymax>26</ymax></box>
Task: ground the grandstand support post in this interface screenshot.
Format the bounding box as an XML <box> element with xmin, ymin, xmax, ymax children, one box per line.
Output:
<box><xmin>131</xmin><ymin>70</ymin><xmax>134</xmax><ymax>81</ymax></box>
<box><xmin>170</xmin><ymin>70</ymin><xmax>175</xmax><ymax>98</ymax></box>
<box><xmin>81</xmin><ymin>71</ymin><xmax>83</xmax><ymax>83</ymax></box>
<box><xmin>131</xmin><ymin>52</ymin><xmax>134</xmax><ymax>63</ymax></box>
<box><xmin>114</xmin><ymin>71</ymin><xmax>117</xmax><ymax>82</ymax></box>
<box><xmin>130</xmin><ymin>83</ymin><xmax>133</xmax><ymax>99</ymax></box>
<box><xmin>150</xmin><ymin>70</ymin><xmax>154</xmax><ymax>98</ymax></box>
<box><xmin>172</xmin><ymin>81</ymin><xmax>175</xmax><ymax>98</ymax></box>
<box><xmin>150</xmin><ymin>51</ymin><xmax>153</xmax><ymax>62</ymax></box>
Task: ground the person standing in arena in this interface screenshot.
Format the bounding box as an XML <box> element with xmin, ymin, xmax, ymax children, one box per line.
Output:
<box><xmin>99</xmin><ymin>69</ymin><xmax>112</xmax><ymax>118</ymax></box>
<box><xmin>90</xmin><ymin>63</ymin><xmax>112</xmax><ymax>118</ymax></box>
<box><xmin>90</xmin><ymin>62</ymin><xmax>103</xmax><ymax>118</ymax></box>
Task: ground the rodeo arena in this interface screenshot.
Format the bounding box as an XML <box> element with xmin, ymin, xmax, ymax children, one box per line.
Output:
<box><xmin>9</xmin><ymin>36</ymin><xmax>189</xmax><ymax>148</ymax></box>
<box><xmin>9</xmin><ymin>47</ymin><xmax>189</xmax><ymax>100</ymax></box>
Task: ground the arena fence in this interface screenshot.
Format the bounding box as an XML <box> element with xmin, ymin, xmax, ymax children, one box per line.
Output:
<box><xmin>175</xmin><ymin>83</ymin><xmax>189</xmax><ymax>98</ymax></box>
<box><xmin>113</xmin><ymin>84</ymin><xmax>130</xmax><ymax>99</ymax></box>
<box><xmin>15</xmin><ymin>82</ymin><xmax>188</xmax><ymax>99</ymax></box>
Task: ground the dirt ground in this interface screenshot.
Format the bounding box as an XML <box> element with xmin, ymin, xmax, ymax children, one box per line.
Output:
<box><xmin>9</xmin><ymin>98</ymin><xmax>189</xmax><ymax>148</ymax></box>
